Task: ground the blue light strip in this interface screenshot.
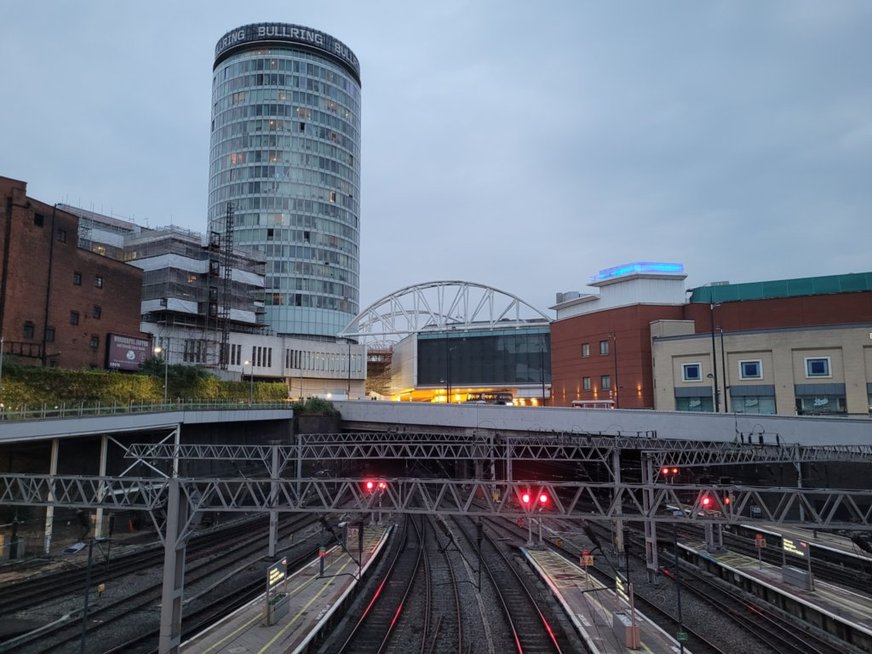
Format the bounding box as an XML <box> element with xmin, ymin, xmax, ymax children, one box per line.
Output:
<box><xmin>592</xmin><ymin>262</ymin><xmax>685</xmax><ymax>282</ymax></box>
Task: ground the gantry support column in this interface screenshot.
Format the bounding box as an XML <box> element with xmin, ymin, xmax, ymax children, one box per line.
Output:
<box><xmin>95</xmin><ymin>434</ymin><xmax>108</xmax><ymax>539</ymax></box>
<box><xmin>158</xmin><ymin>478</ymin><xmax>188</xmax><ymax>654</ymax></box>
<box><xmin>613</xmin><ymin>448</ymin><xmax>625</xmax><ymax>556</ymax></box>
<box><xmin>269</xmin><ymin>445</ymin><xmax>279</xmax><ymax>559</ymax></box>
<box><xmin>642</xmin><ymin>454</ymin><xmax>659</xmax><ymax>575</ymax></box>
<box><xmin>43</xmin><ymin>438</ymin><xmax>59</xmax><ymax>555</ymax></box>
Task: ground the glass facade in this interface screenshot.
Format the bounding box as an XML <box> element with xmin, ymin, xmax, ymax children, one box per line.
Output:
<box><xmin>417</xmin><ymin>330</ymin><xmax>551</xmax><ymax>388</ymax></box>
<box><xmin>208</xmin><ymin>24</ymin><xmax>361</xmax><ymax>337</ymax></box>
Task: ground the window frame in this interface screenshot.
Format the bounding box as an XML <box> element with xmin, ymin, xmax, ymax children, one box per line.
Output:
<box><xmin>582</xmin><ymin>376</ymin><xmax>591</xmax><ymax>391</ymax></box>
<box><xmin>682</xmin><ymin>362</ymin><xmax>702</xmax><ymax>382</ymax></box>
<box><xmin>70</xmin><ymin>310</ymin><xmax>80</xmax><ymax>326</ymax></box>
<box><xmin>600</xmin><ymin>374</ymin><xmax>611</xmax><ymax>390</ymax></box>
<box><xmin>95</xmin><ymin>275</ymin><xmax>104</xmax><ymax>289</ymax></box>
<box><xmin>739</xmin><ymin>359</ymin><xmax>763</xmax><ymax>380</ymax></box>
<box><xmin>92</xmin><ymin>305</ymin><xmax>102</xmax><ymax>319</ymax></box>
<box><xmin>73</xmin><ymin>271</ymin><xmax>82</xmax><ymax>286</ymax></box>
<box><xmin>599</xmin><ymin>339</ymin><xmax>609</xmax><ymax>356</ymax></box>
<box><xmin>23</xmin><ymin>321</ymin><xmax>35</xmax><ymax>340</ymax></box>
<box><xmin>581</xmin><ymin>343</ymin><xmax>590</xmax><ymax>358</ymax></box>
<box><xmin>56</xmin><ymin>228</ymin><xmax>67</xmax><ymax>243</ymax></box>
<box><xmin>804</xmin><ymin>356</ymin><xmax>831</xmax><ymax>378</ymax></box>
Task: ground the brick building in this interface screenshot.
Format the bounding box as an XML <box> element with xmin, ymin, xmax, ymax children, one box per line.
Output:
<box><xmin>550</xmin><ymin>263</ymin><xmax>872</xmax><ymax>414</ymax></box>
<box><xmin>0</xmin><ymin>176</ymin><xmax>146</xmax><ymax>370</ymax></box>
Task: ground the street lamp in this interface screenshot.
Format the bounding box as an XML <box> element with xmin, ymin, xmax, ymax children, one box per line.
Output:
<box><xmin>153</xmin><ymin>343</ymin><xmax>168</xmax><ymax>402</ymax></box>
<box><xmin>244</xmin><ymin>360</ymin><xmax>253</xmax><ymax>403</ymax></box>
<box><xmin>709</xmin><ymin>303</ymin><xmax>720</xmax><ymax>413</ymax></box>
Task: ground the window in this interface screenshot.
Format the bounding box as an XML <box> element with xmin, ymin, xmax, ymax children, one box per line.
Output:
<box><xmin>45</xmin><ymin>327</ymin><xmax>55</xmax><ymax>343</ymax></box>
<box><xmin>56</xmin><ymin>228</ymin><xmax>67</xmax><ymax>243</ymax></box>
<box><xmin>92</xmin><ymin>305</ymin><xmax>102</xmax><ymax>319</ymax></box>
<box><xmin>95</xmin><ymin>275</ymin><xmax>104</xmax><ymax>288</ymax></box>
<box><xmin>599</xmin><ymin>339</ymin><xmax>609</xmax><ymax>355</ymax></box>
<box><xmin>676</xmin><ymin>396</ymin><xmax>714</xmax><ymax>412</ymax></box>
<box><xmin>89</xmin><ymin>335</ymin><xmax>100</xmax><ymax>350</ymax></box>
<box><xmin>682</xmin><ymin>363</ymin><xmax>702</xmax><ymax>382</ymax></box>
<box><xmin>739</xmin><ymin>360</ymin><xmax>762</xmax><ymax>380</ymax></box>
<box><xmin>34</xmin><ymin>213</ymin><xmax>44</xmax><ymax>227</ymax></box>
<box><xmin>73</xmin><ymin>271</ymin><xmax>82</xmax><ymax>285</ymax></box>
<box><xmin>805</xmin><ymin>357</ymin><xmax>831</xmax><ymax>378</ymax></box>
<box><xmin>23</xmin><ymin>321</ymin><xmax>35</xmax><ymax>340</ymax></box>
<box><xmin>582</xmin><ymin>377</ymin><xmax>591</xmax><ymax>391</ymax></box>
<box><xmin>601</xmin><ymin>375</ymin><xmax>611</xmax><ymax>390</ymax></box>
<box><xmin>70</xmin><ymin>311</ymin><xmax>80</xmax><ymax>325</ymax></box>
<box><xmin>581</xmin><ymin>343</ymin><xmax>590</xmax><ymax>358</ymax></box>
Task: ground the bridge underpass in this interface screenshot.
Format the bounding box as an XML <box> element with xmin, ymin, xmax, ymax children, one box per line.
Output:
<box><xmin>2</xmin><ymin>430</ymin><xmax>872</xmax><ymax>654</ymax></box>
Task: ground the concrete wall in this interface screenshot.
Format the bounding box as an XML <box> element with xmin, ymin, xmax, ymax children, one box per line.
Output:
<box><xmin>335</xmin><ymin>400</ymin><xmax>872</xmax><ymax>446</ymax></box>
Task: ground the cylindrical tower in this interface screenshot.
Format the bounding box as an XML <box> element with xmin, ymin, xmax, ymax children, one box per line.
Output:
<box><xmin>208</xmin><ymin>23</ymin><xmax>361</xmax><ymax>337</ymax></box>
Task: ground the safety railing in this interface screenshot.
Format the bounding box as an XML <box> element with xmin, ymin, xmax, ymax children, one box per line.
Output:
<box><xmin>0</xmin><ymin>400</ymin><xmax>293</xmax><ymax>422</ymax></box>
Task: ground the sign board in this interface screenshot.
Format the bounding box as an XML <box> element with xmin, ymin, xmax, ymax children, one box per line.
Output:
<box><xmin>615</xmin><ymin>575</ymin><xmax>628</xmax><ymax>601</ymax></box>
<box><xmin>267</xmin><ymin>558</ymin><xmax>287</xmax><ymax>588</ymax></box>
<box><xmin>106</xmin><ymin>334</ymin><xmax>150</xmax><ymax>371</ymax></box>
<box><xmin>755</xmin><ymin>533</ymin><xmax>766</xmax><ymax>549</ymax></box>
<box><xmin>782</xmin><ymin>537</ymin><xmax>807</xmax><ymax>558</ymax></box>
<box><xmin>581</xmin><ymin>550</ymin><xmax>594</xmax><ymax>566</ymax></box>
<box><xmin>677</xmin><ymin>631</ymin><xmax>688</xmax><ymax>642</ymax></box>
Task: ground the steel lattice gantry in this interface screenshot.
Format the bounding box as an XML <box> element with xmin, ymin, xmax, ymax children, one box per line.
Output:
<box><xmin>5</xmin><ymin>431</ymin><xmax>872</xmax><ymax>654</ymax></box>
<box><xmin>122</xmin><ymin>431</ymin><xmax>872</xmax><ymax>473</ymax></box>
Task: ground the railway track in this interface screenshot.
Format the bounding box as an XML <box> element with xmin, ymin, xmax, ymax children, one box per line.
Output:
<box><xmin>453</xmin><ymin>515</ymin><xmax>568</xmax><ymax>654</ymax></box>
<box><xmin>0</xmin><ymin>514</ymin><xmax>319</xmax><ymax>654</ymax></box>
<box><xmin>336</xmin><ymin>515</ymin><xmax>425</xmax><ymax>653</ymax></box>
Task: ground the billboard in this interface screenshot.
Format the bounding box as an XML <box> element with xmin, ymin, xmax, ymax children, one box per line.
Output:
<box><xmin>106</xmin><ymin>334</ymin><xmax>150</xmax><ymax>371</ymax></box>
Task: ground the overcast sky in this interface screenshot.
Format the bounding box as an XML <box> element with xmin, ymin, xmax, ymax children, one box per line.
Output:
<box><xmin>2</xmin><ymin>2</ymin><xmax>870</xmax><ymax>314</ymax></box>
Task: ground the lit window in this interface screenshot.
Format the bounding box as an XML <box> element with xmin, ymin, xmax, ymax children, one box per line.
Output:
<box><xmin>805</xmin><ymin>357</ymin><xmax>831</xmax><ymax>378</ymax></box>
<box><xmin>739</xmin><ymin>360</ymin><xmax>762</xmax><ymax>380</ymax></box>
<box><xmin>682</xmin><ymin>363</ymin><xmax>702</xmax><ymax>382</ymax></box>
<box><xmin>599</xmin><ymin>340</ymin><xmax>609</xmax><ymax>355</ymax></box>
<box><xmin>95</xmin><ymin>276</ymin><xmax>104</xmax><ymax>288</ymax></box>
<box><xmin>581</xmin><ymin>343</ymin><xmax>590</xmax><ymax>358</ymax></box>
<box><xmin>601</xmin><ymin>375</ymin><xmax>611</xmax><ymax>390</ymax></box>
<box><xmin>582</xmin><ymin>377</ymin><xmax>591</xmax><ymax>391</ymax></box>
<box><xmin>90</xmin><ymin>335</ymin><xmax>99</xmax><ymax>350</ymax></box>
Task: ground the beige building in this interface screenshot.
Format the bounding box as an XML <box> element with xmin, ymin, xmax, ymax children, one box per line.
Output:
<box><xmin>651</xmin><ymin>321</ymin><xmax>872</xmax><ymax>417</ymax></box>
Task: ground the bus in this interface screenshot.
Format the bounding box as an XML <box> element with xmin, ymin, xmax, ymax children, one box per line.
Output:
<box><xmin>571</xmin><ymin>399</ymin><xmax>615</xmax><ymax>409</ymax></box>
<box><xmin>465</xmin><ymin>392</ymin><xmax>514</xmax><ymax>405</ymax></box>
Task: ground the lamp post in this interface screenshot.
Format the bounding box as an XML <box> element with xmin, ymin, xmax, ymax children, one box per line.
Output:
<box><xmin>153</xmin><ymin>343</ymin><xmax>168</xmax><ymax>402</ymax></box>
<box><xmin>245</xmin><ymin>360</ymin><xmax>253</xmax><ymax>403</ymax></box>
<box><xmin>709</xmin><ymin>303</ymin><xmax>720</xmax><ymax>413</ymax></box>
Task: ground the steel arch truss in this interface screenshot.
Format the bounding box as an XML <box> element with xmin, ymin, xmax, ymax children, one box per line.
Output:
<box><xmin>339</xmin><ymin>281</ymin><xmax>551</xmax><ymax>341</ymax></box>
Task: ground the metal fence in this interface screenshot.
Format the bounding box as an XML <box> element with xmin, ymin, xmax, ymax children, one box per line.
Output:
<box><xmin>0</xmin><ymin>400</ymin><xmax>293</xmax><ymax>422</ymax></box>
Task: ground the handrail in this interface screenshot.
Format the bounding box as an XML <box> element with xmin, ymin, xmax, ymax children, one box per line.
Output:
<box><xmin>0</xmin><ymin>400</ymin><xmax>293</xmax><ymax>423</ymax></box>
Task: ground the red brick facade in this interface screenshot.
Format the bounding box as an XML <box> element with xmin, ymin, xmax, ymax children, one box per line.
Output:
<box><xmin>0</xmin><ymin>176</ymin><xmax>145</xmax><ymax>369</ymax></box>
<box><xmin>550</xmin><ymin>292</ymin><xmax>872</xmax><ymax>409</ymax></box>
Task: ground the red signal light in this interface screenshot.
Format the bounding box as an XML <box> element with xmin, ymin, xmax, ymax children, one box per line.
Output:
<box><xmin>701</xmin><ymin>496</ymin><xmax>711</xmax><ymax>507</ymax></box>
<box><xmin>539</xmin><ymin>493</ymin><xmax>549</xmax><ymax>505</ymax></box>
<box><xmin>521</xmin><ymin>492</ymin><xmax>531</xmax><ymax>505</ymax></box>
<box><xmin>661</xmin><ymin>467</ymin><xmax>670</xmax><ymax>475</ymax></box>
<box><xmin>378</xmin><ymin>481</ymin><xmax>387</xmax><ymax>490</ymax></box>
<box><xmin>724</xmin><ymin>495</ymin><xmax>731</xmax><ymax>505</ymax></box>
<box><xmin>671</xmin><ymin>467</ymin><xmax>679</xmax><ymax>475</ymax></box>
<box><xmin>365</xmin><ymin>480</ymin><xmax>374</xmax><ymax>491</ymax></box>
